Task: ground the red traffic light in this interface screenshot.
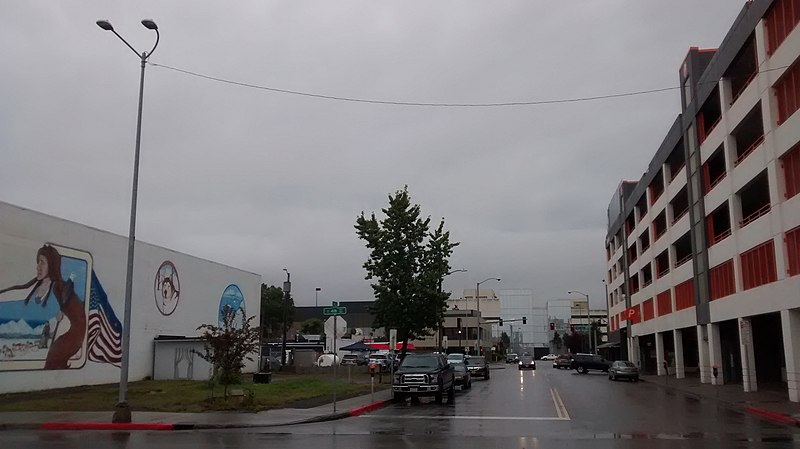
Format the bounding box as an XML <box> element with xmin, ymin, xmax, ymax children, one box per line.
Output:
<box><xmin>549</xmin><ymin>323</ymin><xmax>555</xmax><ymax>331</ymax></box>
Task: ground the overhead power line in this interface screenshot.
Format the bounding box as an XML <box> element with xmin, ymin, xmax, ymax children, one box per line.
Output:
<box><xmin>149</xmin><ymin>61</ymin><xmax>788</xmax><ymax>108</ymax></box>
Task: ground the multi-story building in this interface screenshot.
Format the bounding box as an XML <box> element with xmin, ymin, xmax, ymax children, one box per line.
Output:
<box><xmin>605</xmin><ymin>0</ymin><xmax>800</xmax><ymax>401</ymax></box>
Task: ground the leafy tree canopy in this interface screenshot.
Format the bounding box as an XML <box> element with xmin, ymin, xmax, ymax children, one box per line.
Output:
<box><xmin>196</xmin><ymin>306</ymin><xmax>260</xmax><ymax>396</ymax></box>
<box><xmin>300</xmin><ymin>318</ymin><xmax>324</xmax><ymax>335</ymax></box>
<box><xmin>355</xmin><ymin>187</ymin><xmax>459</xmax><ymax>356</ymax></box>
<box><xmin>260</xmin><ymin>284</ymin><xmax>294</xmax><ymax>341</ymax></box>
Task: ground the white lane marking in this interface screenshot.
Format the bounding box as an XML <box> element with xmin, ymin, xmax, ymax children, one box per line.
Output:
<box><xmin>550</xmin><ymin>387</ymin><xmax>570</xmax><ymax>420</ymax></box>
<box><xmin>359</xmin><ymin>415</ymin><xmax>569</xmax><ymax>421</ymax></box>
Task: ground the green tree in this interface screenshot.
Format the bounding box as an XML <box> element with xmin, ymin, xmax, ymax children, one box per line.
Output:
<box><xmin>355</xmin><ymin>187</ymin><xmax>459</xmax><ymax>357</ymax></box>
<box><xmin>260</xmin><ymin>284</ymin><xmax>294</xmax><ymax>341</ymax></box>
<box><xmin>196</xmin><ymin>307</ymin><xmax>261</xmax><ymax>397</ymax></box>
<box><xmin>300</xmin><ymin>318</ymin><xmax>324</xmax><ymax>335</ymax></box>
<box><xmin>500</xmin><ymin>332</ymin><xmax>511</xmax><ymax>350</ymax></box>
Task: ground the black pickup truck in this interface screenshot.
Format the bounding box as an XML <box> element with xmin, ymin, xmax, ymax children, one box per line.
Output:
<box><xmin>570</xmin><ymin>353</ymin><xmax>611</xmax><ymax>374</ymax></box>
<box><xmin>392</xmin><ymin>353</ymin><xmax>456</xmax><ymax>404</ymax></box>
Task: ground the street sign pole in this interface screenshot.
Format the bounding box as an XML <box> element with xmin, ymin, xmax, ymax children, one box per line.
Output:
<box><xmin>333</xmin><ymin>313</ymin><xmax>337</xmax><ymax>413</ymax></box>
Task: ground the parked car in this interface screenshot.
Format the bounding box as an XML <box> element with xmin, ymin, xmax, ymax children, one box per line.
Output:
<box><xmin>540</xmin><ymin>353</ymin><xmax>557</xmax><ymax>361</ymax></box>
<box><xmin>608</xmin><ymin>360</ymin><xmax>640</xmax><ymax>382</ymax></box>
<box><xmin>518</xmin><ymin>354</ymin><xmax>536</xmax><ymax>370</ymax></box>
<box><xmin>451</xmin><ymin>360</ymin><xmax>472</xmax><ymax>389</ymax></box>
<box><xmin>466</xmin><ymin>356</ymin><xmax>490</xmax><ymax>379</ymax></box>
<box><xmin>368</xmin><ymin>353</ymin><xmax>392</xmax><ymax>372</ymax></box>
<box><xmin>392</xmin><ymin>353</ymin><xmax>456</xmax><ymax>404</ymax></box>
<box><xmin>570</xmin><ymin>353</ymin><xmax>611</xmax><ymax>374</ymax></box>
<box><xmin>341</xmin><ymin>353</ymin><xmax>368</xmax><ymax>366</ymax></box>
<box><xmin>553</xmin><ymin>354</ymin><xmax>572</xmax><ymax>369</ymax></box>
<box><xmin>505</xmin><ymin>353</ymin><xmax>519</xmax><ymax>363</ymax></box>
<box><xmin>447</xmin><ymin>353</ymin><xmax>468</xmax><ymax>364</ymax></box>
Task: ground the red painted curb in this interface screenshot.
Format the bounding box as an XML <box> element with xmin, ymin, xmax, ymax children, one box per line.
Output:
<box><xmin>348</xmin><ymin>399</ymin><xmax>390</xmax><ymax>417</ymax></box>
<box><xmin>743</xmin><ymin>407</ymin><xmax>799</xmax><ymax>426</ymax></box>
<box><xmin>40</xmin><ymin>422</ymin><xmax>175</xmax><ymax>431</ymax></box>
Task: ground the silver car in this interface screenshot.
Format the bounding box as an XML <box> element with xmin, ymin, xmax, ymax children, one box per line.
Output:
<box><xmin>608</xmin><ymin>360</ymin><xmax>639</xmax><ymax>382</ymax></box>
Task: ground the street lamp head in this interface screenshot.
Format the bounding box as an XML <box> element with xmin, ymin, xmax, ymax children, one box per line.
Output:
<box><xmin>315</xmin><ymin>287</ymin><xmax>322</xmax><ymax>292</ymax></box>
<box><xmin>495</xmin><ymin>278</ymin><xmax>501</xmax><ymax>282</ymax></box>
<box><xmin>567</xmin><ymin>291</ymin><xmax>573</xmax><ymax>294</ymax></box>
<box><xmin>96</xmin><ymin>20</ymin><xmax>114</xmax><ymax>31</ymax></box>
<box><xmin>141</xmin><ymin>19</ymin><xmax>158</xmax><ymax>30</ymax></box>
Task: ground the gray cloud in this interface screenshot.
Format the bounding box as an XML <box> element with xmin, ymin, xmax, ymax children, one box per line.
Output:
<box><xmin>1</xmin><ymin>0</ymin><xmax>743</xmax><ymax>308</ymax></box>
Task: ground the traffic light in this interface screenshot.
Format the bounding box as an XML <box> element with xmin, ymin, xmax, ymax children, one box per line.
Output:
<box><xmin>457</xmin><ymin>317</ymin><xmax>462</xmax><ymax>329</ymax></box>
<box><xmin>549</xmin><ymin>322</ymin><xmax>555</xmax><ymax>331</ymax></box>
<box><xmin>522</xmin><ymin>316</ymin><xmax>527</xmax><ymax>324</ymax></box>
<box><xmin>499</xmin><ymin>318</ymin><xmax>503</xmax><ymax>326</ymax></box>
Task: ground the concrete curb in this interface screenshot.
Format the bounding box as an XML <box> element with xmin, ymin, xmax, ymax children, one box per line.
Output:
<box><xmin>1</xmin><ymin>398</ymin><xmax>394</xmax><ymax>432</ymax></box>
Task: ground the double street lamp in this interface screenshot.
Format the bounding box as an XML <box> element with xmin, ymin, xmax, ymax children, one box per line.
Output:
<box><xmin>97</xmin><ymin>18</ymin><xmax>160</xmax><ymax>424</ymax></box>
<box><xmin>476</xmin><ymin>277</ymin><xmax>500</xmax><ymax>357</ymax></box>
<box><xmin>568</xmin><ymin>290</ymin><xmax>593</xmax><ymax>353</ymax></box>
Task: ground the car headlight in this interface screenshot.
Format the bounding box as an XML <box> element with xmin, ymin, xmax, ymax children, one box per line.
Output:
<box><xmin>519</xmin><ymin>361</ymin><xmax>523</xmax><ymax>365</ymax></box>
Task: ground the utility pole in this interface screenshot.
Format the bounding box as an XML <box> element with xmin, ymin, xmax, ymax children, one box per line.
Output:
<box><xmin>281</xmin><ymin>270</ymin><xmax>291</xmax><ymax>366</ymax></box>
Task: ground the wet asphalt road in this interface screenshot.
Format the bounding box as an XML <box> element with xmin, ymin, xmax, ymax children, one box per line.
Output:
<box><xmin>4</xmin><ymin>364</ymin><xmax>800</xmax><ymax>448</ymax></box>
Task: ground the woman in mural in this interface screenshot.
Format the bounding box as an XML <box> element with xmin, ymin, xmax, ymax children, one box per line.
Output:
<box><xmin>0</xmin><ymin>245</ymin><xmax>86</xmax><ymax>369</ymax></box>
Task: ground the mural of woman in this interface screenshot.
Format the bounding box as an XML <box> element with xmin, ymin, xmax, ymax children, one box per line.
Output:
<box><xmin>0</xmin><ymin>245</ymin><xmax>86</xmax><ymax>369</ymax></box>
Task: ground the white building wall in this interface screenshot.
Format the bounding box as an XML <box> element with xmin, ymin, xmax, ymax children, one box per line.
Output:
<box><xmin>0</xmin><ymin>201</ymin><xmax>260</xmax><ymax>393</ymax></box>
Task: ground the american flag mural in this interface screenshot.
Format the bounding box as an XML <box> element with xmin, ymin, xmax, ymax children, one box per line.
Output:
<box><xmin>87</xmin><ymin>271</ymin><xmax>122</xmax><ymax>365</ymax></box>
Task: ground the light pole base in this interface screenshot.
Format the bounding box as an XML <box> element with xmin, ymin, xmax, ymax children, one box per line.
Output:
<box><xmin>112</xmin><ymin>402</ymin><xmax>132</xmax><ymax>423</ymax></box>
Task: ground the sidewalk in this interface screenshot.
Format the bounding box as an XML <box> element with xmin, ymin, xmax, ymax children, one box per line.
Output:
<box><xmin>0</xmin><ymin>389</ymin><xmax>392</xmax><ymax>431</ymax></box>
<box><xmin>642</xmin><ymin>374</ymin><xmax>800</xmax><ymax>426</ymax></box>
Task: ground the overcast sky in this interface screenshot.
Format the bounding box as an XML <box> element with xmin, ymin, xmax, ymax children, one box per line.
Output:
<box><xmin>1</xmin><ymin>1</ymin><xmax>745</xmax><ymax>309</ymax></box>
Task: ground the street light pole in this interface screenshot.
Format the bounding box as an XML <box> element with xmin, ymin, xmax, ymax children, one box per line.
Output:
<box><xmin>315</xmin><ymin>287</ymin><xmax>321</xmax><ymax>307</ymax></box>
<box><xmin>568</xmin><ymin>290</ymin><xmax>592</xmax><ymax>353</ymax></box>
<box><xmin>281</xmin><ymin>269</ymin><xmax>291</xmax><ymax>366</ymax></box>
<box><xmin>476</xmin><ymin>277</ymin><xmax>500</xmax><ymax>358</ymax></box>
<box><xmin>438</xmin><ymin>269</ymin><xmax>466</xmax><ymax>351</ymax></box>
<box><xmin>97</xmin><ymin>19</ymin><xmax>160</xmax><ymax>424</ymax></box>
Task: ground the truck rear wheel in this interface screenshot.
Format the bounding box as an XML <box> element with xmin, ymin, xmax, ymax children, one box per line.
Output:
<box><xmin>446</xmin><ymin>383</ymin><xmax>455</xmax><ymax>404</ymax></box>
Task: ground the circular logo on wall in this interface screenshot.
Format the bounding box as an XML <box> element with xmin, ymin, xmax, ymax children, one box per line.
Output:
<box><xmin>154</xmin><ymin>261</ymin><xmax>180</xmax><ymax>316</ymax></box>
<box><xmin>219</xmin><ymin>284</ymin><xmax>245</xmax><ymax>327</ymax></box>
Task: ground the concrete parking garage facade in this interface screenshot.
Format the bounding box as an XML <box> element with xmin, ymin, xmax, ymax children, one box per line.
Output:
<box><xmin>605</xmin><ymin>0</ymin><xmax>800</xmax><ymax>401</ymax></box>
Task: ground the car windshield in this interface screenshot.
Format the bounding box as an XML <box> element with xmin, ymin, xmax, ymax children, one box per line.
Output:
<box><xmin>400</xmin><ymin>355</ymin><xmax>439</xmax><ymax>368</ymax></box>
<box><xmin>447</xmin><ymin>354</ymin><xmax>464</xmax><ymax>360</ymax></box>
<box><xmin>451</xmin><ymin>361</ymin><xmax>466</xmax><ymax>372</ymax></box>
<box><xmin>507</xmin><ymin>354</ymin><xmax>517</xmax><ymax>358</ymax></box>
<box><xmin>469</xmin><ymin>358</ymin><xmax>485</xmax><ymax>366</ymax></box>
<box><xmin>616</xmin><ymin>361</ymin><xmax>636</xmax><ymax>367</ymax></box>
<box><xmin>520</xmin><ymin>356</ymin><xmax>533</xmax><ymax>362</ymax></box>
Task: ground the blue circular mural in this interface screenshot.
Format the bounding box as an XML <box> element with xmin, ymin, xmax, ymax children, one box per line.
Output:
<box><xmin>218</xmin><ymin>284</ymin><xmax>245</xmax><ymax>327</ymax></box>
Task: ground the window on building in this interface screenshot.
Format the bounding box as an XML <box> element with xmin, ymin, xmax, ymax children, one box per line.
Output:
<box><xmin>733</xmin><ymin>103</ymin><xmax>765</xmax><ymax>166</ymax></box>
<box><xmin>697</xmin><ymin>86</ymin><xmax>722</xmax><ymax>143</ymax></box>
<box><xmin>782</xmin><ymin>143</ymin><xmax>800</xmax><ymax>199</ymax></box>
<box><xmin>629</xmin><ymin>305</ymin><xmax>642</xmax><ymax>324</ymax></box>
<box><xmin>683</xmin><ymin>75</ymin><xmax>693</xmax><ymax>107</ymax></box>
<box><xmin>787</xmin><ymin>225</ymin><xmax>800</xmax><ymax>277</ymax></box>
<box><xmin>706</xmin><ymin>201</ymin><xmax>732</xmax><ymax>246</ymax></box>
<box><xmin>642</xmin><ymin>263</ymin><xmax>653</xmax><ymax>287</ymax></box>
<box><xmin>724</xmin><ymin>35</ymin><xmax>758</xmax><ymax>104</ymax></box>
<box><xmin>667</xmin><ymin>140</ymin><xmax>686</xmax><ymax>184</ymax></box>
<box><xmin>656</xmin><ymin>290</ymin><xmax>672</xmax><ymax>316</ymax></box>
<box><xmin>738</xmin><ymin>170</ymin><xmax>771</xmax><ymax>228</ymax></box>
<box><xmin>670</xmin><ymin>187</ymin><xmax>690</xmax><ymax>224</ymax></box>
<box><xmin>652</xmin><ymin>210</ymin><xmax>667</xmax><ymax>241</ymax></box>
<box><xmin>703</xmin><ymin>145</ymin><xmax>727</xmax><ymax>194</ymax></box>
<box><xmin>674</xmin><ymin>232</ymin><xmax>692</xmax><ymax>268</ymax></box>
<box><xmin>741</xmin><ymin>240</ymin><xmax>778</xmax><ymax>290</ymax></box>
<box><xmin>649</xmin><ymin>169</ymin><xmax>665</xmax><ymax>205</ymax></box>
<box><xmin>636</xmin><ymin>195</ymin><xmax>648</xmax><ymax>222</ymax></box>
<box><xmin>640</xmin><ymin>229</ymin><xmax>650</xmax><ymax>252</ymax></box>
<box><xmin>775</xmin><ymin>59</ymin><xmax>800</xmax><ymax>124</ymax></box>
<box><xmin>674</xmin><ymin>279</ymin><xmax>695</xmax><ymax>311</ymax></box>
<box><xmin>630</xmin><ymin>272</ymin><xmax>640</xmax><ymax>295</ymax></box>
<box><xmin>709</xmin><ymin>259</ymin><xmax>736</xmax><ymax>301</ymax></box>
<box><xmin>765</xmin><ymin>0</ymin><xmax>800</xmax><ymax>55</ymax></box>
<box><xmin>655</xmin><ymin>250</ymin><xmax>670</xmax><ymax>278</ymax></box>
<box><xmin>628</xmin><ymin>243</ymin><xmax>638</xmax><ymax>263</ymax></box>
<box><xmin>642</xmin><ymin>298</ymin><xmax>655</xmax><ymax>321</ymax></box>
<box><xmin>625</xmin><ymin>212</ymin><xmax>636</xmax><ymax>236</ymax></box>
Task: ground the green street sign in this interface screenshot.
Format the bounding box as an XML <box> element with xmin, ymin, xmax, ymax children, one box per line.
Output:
<box><xmin>323</xmin><ymin>306</ymin><xmax>347</xmax><ymax>315</ymax></box>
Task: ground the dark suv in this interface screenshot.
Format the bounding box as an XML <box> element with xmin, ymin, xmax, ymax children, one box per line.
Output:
<box><xmin>570</xmin><ymin>353</ymin><xmax>611</xmax><ymax>374</ymax></box>
<box><xmin>393</xmin><ymin>353</ymin><xmax>456</xmax><ymax>404</ymax></box>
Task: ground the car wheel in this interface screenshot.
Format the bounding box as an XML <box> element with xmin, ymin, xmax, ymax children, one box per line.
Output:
<box><xmin>446</xmin><ymin>384</ymin><xmax>455</xmax><ymax>404</ymax></box>
<box><xmin>580</xmin><ymin>366</ymin><xmax>588</xmax><ymax>374</ymax></box>
<box><xmin>609</xmin><ymin>373</ymin><xmax>615</xmax><ymax>381</ymax></box>
<box><xmin>486</xmin><ymin>370</ymin><xmax>491</xmax><ymax>380</ymax></box>
<box><xmin>466</xmin><ymin>380</ymin><xmax>472</xmax><ymax>389</ymax></box>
